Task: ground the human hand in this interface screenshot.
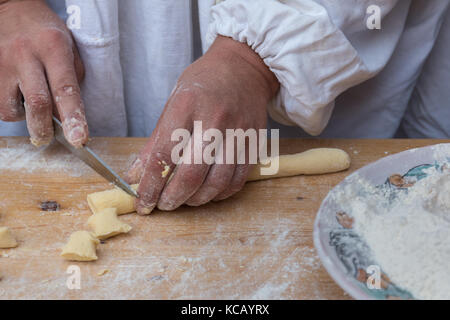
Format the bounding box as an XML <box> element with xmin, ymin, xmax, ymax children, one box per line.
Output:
<box><xmin>126</xmin><ymin>36</ymin><xmax>279</xmax><ymax>214</ymax></box>
<box><xmin>0</xmin><ymin>0</ymin><xmax>88</xmax><ymax>147</ymax></box>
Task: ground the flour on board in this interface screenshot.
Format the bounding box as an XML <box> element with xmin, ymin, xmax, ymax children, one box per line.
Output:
<box><xmin>0</xmin><ymin>140</ymin><xmax>136</xmax><ymax>177</ymax></box>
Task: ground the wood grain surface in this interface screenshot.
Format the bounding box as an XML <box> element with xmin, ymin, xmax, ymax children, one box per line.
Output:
<box><xmin>0</xmin><ymin>137</ymin><xmax>447</xmax><ymax>299</ymax></box>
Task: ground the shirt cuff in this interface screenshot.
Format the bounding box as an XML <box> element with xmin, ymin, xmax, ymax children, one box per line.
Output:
<box><xmin>205</xmin><ymin>0</ymin><xmax>372</xmax><ymax>135</ymax></box>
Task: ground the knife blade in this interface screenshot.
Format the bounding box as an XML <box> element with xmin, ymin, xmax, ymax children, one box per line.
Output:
<box><xmin>52</xmin><ymin>116</ymin><xmax>139</xmax><ymax>198</ymax></box>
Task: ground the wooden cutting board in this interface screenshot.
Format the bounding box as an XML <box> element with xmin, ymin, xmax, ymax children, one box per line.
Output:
<box><xmin>0</xmin><ymin>137</ymin><xmax>446</xmax><ymax>299</ymax></box>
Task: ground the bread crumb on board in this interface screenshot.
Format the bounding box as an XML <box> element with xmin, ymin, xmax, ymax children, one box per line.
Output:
<box><xmin>97</xmin><ymin>269</ymin><xmax>110</xmax><ymax>276</ymax></box>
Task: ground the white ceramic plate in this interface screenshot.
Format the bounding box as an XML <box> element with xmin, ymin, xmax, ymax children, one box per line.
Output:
<box><xmin>313</xmin><ymin>143</ymin><xmax>450</xmax><ymax>300</ymax></box>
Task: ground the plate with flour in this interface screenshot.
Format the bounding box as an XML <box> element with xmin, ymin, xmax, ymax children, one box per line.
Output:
<box><xmin>314</xmin><ymin>143</ymin><xmax>450</xmax><ymax>300</ymax></box>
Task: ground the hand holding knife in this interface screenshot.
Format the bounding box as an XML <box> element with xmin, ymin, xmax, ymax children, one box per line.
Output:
<box><xmin>52</xmin><ymin>116</ymin><xmax>138</xmax><ymax>198</ymax></box>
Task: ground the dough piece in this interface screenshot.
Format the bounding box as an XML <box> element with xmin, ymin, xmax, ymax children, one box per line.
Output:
<box><xmin>61</xmin><ymin>231</ymin><xmax>99</xmax><ymax>261</ymax></box>
<box><xmin>87</xmin><ymin>184</ymin><xmax>138</xmax><ymax>215</ymax></box>
<box><xmin>97</xmin><ymin>269</ymin><xmax>110</xmax><ymax>276</ymax></box>
<box><xmin>86</xmin><ymin>148</ymin><xmax>351</xmax><ymax>215</ymax></box>
<box><xmin>87</xmin><ymin>208</ymin><xmax>132</xmax><ymax>240</ymax></box>
<box><xmin>0</xmin><ymin>227</ymin><xmax>18</xmax><ymax>249</ymax></box>
<box><xmin>247</xmin><ymin>148</ymin><xmax>351</xmax><ymax>181</ymax></box>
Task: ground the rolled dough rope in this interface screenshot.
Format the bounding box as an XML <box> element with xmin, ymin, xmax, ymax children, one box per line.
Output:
<box><xmin>87</xmin><ymin>148</ymin><xmax>351</xmax><ymax>215</ymax></box>
<box><xmin>0</xmin><ymin>227</ymin><xmax>18</xmax><ymax>249</ymax></box>
<box><xmin>61</xmin><ymin>231</ymin><xmax>100</xmax><ymax>261</ymax></box>
<box><xmin>87</xmin><ymin>208</ymin><xmax>132</xmax><ymax>240</ymax></box>
<box><xmin>247</xmin><ymin>148</ymin><xmax>351</xmax><ymax>181</ymax></box>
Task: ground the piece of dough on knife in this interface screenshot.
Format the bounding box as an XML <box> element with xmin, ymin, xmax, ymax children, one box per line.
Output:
<box><xmin>61</xmin><ymin>231</ymin><xmax>99</xmax><ymax>261</ymax></box>
<box><xmin>87</xmin><ymin>148</ymin><xmax>351</xmax><ymax>215</ymax></box>
<box><xmin>87</xmin><ymin>208</ymin><xmax>132</xmax><ymax>240</ymax></box>
<box><xmin>0</xmin><ymin>227</ymin><xmax>18</xmax><ymax>248</ymax></box>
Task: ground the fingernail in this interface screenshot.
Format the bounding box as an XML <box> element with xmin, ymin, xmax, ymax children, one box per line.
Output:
<box><xmin>69</xmin><ymin>127</ymin><xmax>86</xmax><ymax>146</ymax></box>
<box><xmin>126</xmin><ymin>158</ymin><xmax>143</xmax><ymax>184</ymax></box>
<box><xmin>130</xmin><ymin>157</ymin><xmax>141</xmax><ymax>170</ymax></box>
<box><xmin>157</xmin><ymin>203</ymin><xmax>173</xmax><ymax>211</ymax></box>
<box><xmin>63</xmin><ymin>118</ymin><xmax>88</xmax><ymax>148</ymax></box>
<box><xmin>136</xmin><ymin>197</ymin><xmax>156</xmax><ymax>215</ymax></box>
<box><xmin>137</xmin><ymin>205</ymin><xmax>155</xmax><ymax>215</ymax></box>
<box><xmin>213</xmin><ymin>194</ymin><xmax>230</xmax><ymax>202</ymax></box>
<box><xmin>185</xmin><ymin>200</ymin><xmax>202</xmax><ymax>207</ymax></box>
<box><xmin>157</xmin><ymin>197</ymin><xmax>177</xmax><ymax>211</ymax></box>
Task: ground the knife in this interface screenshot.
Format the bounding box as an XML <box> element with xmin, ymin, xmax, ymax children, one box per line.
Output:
<box><xmin>52</xmin><ymin>116</ymin><xmax>139</xmax><ymax>198</ymax></box>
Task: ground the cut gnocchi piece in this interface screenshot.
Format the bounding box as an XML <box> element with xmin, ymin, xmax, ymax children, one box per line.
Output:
<box><xmin>61</xmin><ymin>231</ymin><xmax>99</xmax><ymax>261</ymax></box>
<box><xmin>87</xmin><ymin>185</ymin><xmax>138</xmax><ymax>215</ymax></box>
<box><xmin>0</xmin><ymin>227</ymin><xmax>18</xmax><ymax>249</ymax></box>
<box><xmin>87</xmin><ymin>208</ymin><xmax>132</xmax><ymax>240</ymax></box>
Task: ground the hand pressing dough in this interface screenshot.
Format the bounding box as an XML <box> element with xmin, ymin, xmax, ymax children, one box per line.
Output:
<box><xmin>0</xmin><ymin>227</ymin><xmax>18</xmax><ymax>249</ymax></box>
<box><xmin>61</xmin><ymin>231</ymin><xmax>99</xmax><ymax>261</ymax></box>
<box><xmin>87</xmin><ymin>208</ymin><xmax>132</xmax><ymax>240</ymax></box>
<box><xmin>87</xmin><ymin>148</ymin><xmax>351</xmax><ymax>215</ymax></box>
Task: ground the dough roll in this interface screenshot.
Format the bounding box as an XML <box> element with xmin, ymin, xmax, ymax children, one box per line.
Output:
<box><xmin>247</xmin><ymin>148</ymin><xmax>351</xmax><ymax>181</ymax></box>
<box><xmin>87</xmin><ymin>148</ymin><xmax>351</xmax><ymax>215</ymax></box>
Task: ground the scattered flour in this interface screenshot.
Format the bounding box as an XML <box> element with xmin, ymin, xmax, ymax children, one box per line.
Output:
<box><xmin>0</xmin><ymin>142</ymin><xmax>89</xmax><ymax>177</ymax></box>
<box><xmin>333</xmin><ymin>164</ymin><xmax>450</xmax><ymax>300</ymax></box>
<box><xmin>0</xmin><ymin>140</ymin><xmax>136</xmax><ymax>177</ymax></box>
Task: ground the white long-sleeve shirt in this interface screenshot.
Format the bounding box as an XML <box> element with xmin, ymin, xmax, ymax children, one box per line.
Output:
<box><xmin>1</xmin><ymin>0</ymin><xmax>449</xmax><ymax>138</ymax></box>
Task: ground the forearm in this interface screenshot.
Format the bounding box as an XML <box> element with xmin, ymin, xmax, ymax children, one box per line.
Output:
<box><xmin>0</xmin><ymin>0</ymin><xmax>44</xmax><ymax>5</ymax></box>
<box><xmin>209</xmin><ymin>36</ymin><xmax>279</xmax><ymax>100</ymax></box>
